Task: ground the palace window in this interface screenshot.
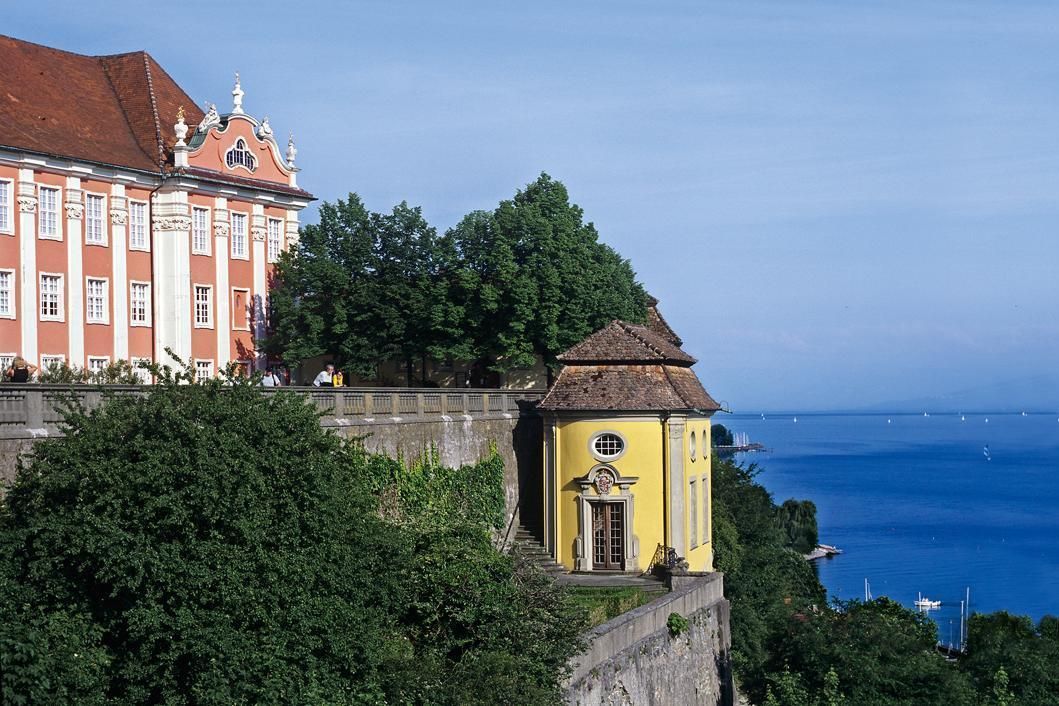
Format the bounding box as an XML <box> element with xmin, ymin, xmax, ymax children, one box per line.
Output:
<box><xmin>38</xmin><ymin>186</ymin><xmax>60</xmax><ymax>239</ymax></box>
<box><xmin>232</xmin><ymin>288</ymin><xmax>250</xmax><ymax>330</ymax></box>
<box><xmin>195</xmin><ymin>359</ymin><xmax>214</xmax><ymax>382</ymax></box>
<box><xmin>39</xmin><ymin>273</ymin><xmax>63</xmax><ymax>321</ymax></box>
<box><xmin>85</xmin><ymin>277</ymin><xmax>109</xmax><ymax>324</ymax></box>
<box><xmin>231</xmin><ymin>212</ymin><xmax>248</xmax><ymax>259</ymax></box>
<box><xmin>0</xmin><ymin>269</ymin><xmax>13</xmax><ymax>318</ymax></box>
<box><xmin>130</xmin><ymin>281</ymin><xmax>151</xmax><ymax>326</ymax></box>
<box><xmin>224</xmin><ymin>138</ymin><xmax>257</xmax><ymax>172</ymax></box>
<box><xmin>85</xmin><ymin>193</ymin><xmax>106</xmax><ymax>245</ymax></box>
<box><xmin>41</xmin><ymin>354</ymin><xmax>65</xmax><ymax>370</ymax></box>
<box><xmin>0</xmin><ymin>179</ymin><xmax>12</xmax><ymax>234</ymax></box>
<box><xmin>132</xmin><ymin>357</ymin><xmax>152</xmax><ymax>383</ymax></box>
<box><xmin>88</xmin><ymin>357</ymin><xmax>109</xmax><ymax>376</ymax></box>
<box><xmin>192</xmin><ymin>207</ymin><xmax>210</xmax><ymax>255</ymax></box>
<box><xmin>129</xmin><ymin>201</ymin><xmax>149</xmax><ymax>250</ymax></box>
<box><xmin>689</xmin><ymin>479</ymin><xmax>699</xmax><ymax>548</ymax></box>
<box><xmin>591</xmin><ymin>432</ymin><xmax>626</xmax><ymax>461</ymax></box>
<box><xmin>194</xmin><ymin>285</ymin><xmax>213</xmax><ymax>328</ymax></box>
<box><xmin>267</xmin><ymin>217</ymin><xmax>282</xmax><ymax>262</ymax></box>
<box><xmin>689</xmin><ymin>430</ymin><xmax>697</xmax><ymax>462</ymax></box>
<box><xmin>0</xmin><ymin>354</ymin><xmax>13</xmax><ymax>373</ymax></box>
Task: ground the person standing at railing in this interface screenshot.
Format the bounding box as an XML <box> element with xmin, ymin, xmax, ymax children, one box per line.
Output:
<box><xmin>312</xmin><ymin>363</ymin><xmax>335</xmax><ymax>387</ymax></box>
<box><xmin>4</xmin><ymin>357</ymin><xmax>37</xmax><ymax>383</ymax></box>
<box><xmin>261</xmin><ymin>368</ymin><xmax>283</xmax><ymax>387</ymax></box>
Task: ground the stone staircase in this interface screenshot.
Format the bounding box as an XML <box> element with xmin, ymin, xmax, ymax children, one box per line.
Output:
<box><xmin>512</xmin><ymin>525</ymin><xmax>566</xmax><ymax>576</ymax></box>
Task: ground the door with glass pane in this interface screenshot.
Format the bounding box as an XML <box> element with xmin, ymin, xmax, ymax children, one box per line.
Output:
<box><xmin>591</xmin><ymin>502</ymin><xmax>625</xmax><ymax>570</ymax></box>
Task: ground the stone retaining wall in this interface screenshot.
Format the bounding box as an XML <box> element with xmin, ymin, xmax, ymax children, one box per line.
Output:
<box><xmin>565</xmin><ymin>572</ymin><xmax>733</xmax><ymax>706</ymax></box>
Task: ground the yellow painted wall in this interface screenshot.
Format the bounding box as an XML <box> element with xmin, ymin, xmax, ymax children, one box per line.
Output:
<box><xmin>553</xmin><ymin>417</ymin><xmax>666</xmax><ymax>572</ymax></box>
<box><xmin>682</xmin><ymin>416</ymin><xmax>714</xmax><ymax>571</ymax></box>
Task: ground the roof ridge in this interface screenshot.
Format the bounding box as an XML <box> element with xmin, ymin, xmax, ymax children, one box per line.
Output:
<box><xmin>98</xmin><ymin>51</ymin><xmax>164</xmax><ymax>171</ymax></box>
<box><xmin>660</xmin><ymin>364</ymin><xmax>693</xmax><ymax>409</ymax></box>
<box><xmin>0</xmin><ymin>33</ymin><xmax>98</xmax><ymax>60</ymax></box>
<box><xmin>140</xmin><ymin>52</ymin><xmax>165</xmax><ymax>168</ymax></box>
<box><xmin>618</xmin><ymin>320</ymin><xmax>668</xmax><ymax>358</ymax></box>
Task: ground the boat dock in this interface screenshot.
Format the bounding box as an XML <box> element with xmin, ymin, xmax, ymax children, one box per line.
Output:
<box><xmin>804</xmin><ymin>544</ymin><xmax>843</xmax><ymax>561</ymax></box>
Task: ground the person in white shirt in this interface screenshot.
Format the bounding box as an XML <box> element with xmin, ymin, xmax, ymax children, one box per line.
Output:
<box><xmin>261</xmin><ymin>368</ymin><xmax>282</xmax><ymax>387</ymax></box>
<box><xmin>313</xmin><ymin>363</ymin><xmax>335</xmax><ymax>387</ymax></box>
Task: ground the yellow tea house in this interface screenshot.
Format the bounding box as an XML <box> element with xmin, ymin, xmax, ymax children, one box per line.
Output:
<box><xmin>538</xmin><ymin>315</ymin><xmax>721</xmax><ymax>573</ymax></box>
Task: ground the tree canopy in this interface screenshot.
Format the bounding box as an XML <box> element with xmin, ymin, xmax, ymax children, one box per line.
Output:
<box><xmin>0</xmin><ymin>367</ymin><xmax>584</xmax><ymax>704</ymax></box>
<box><xmin>267</xmin><ymin>174</ymin><xmax>648</xmax><ymax>382</ymax></box>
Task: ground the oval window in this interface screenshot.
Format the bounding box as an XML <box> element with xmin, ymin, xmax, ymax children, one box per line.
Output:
<box><xmin>591</xmin><ymin>432</ymin><xmax>625</xmax><ymax>460</ymax></box>
<box><xmin>690</xmin><ymin>430</ymin><xmax>697</xmax><ymax>461</ymax></box>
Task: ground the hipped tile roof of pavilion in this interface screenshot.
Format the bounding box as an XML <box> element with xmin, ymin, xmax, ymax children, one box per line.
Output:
<box><xmin>0</xmin><ymin>34</ymin><xmax>313</xmax><ymax>199</ymax></box>
<box><xmin>538</xmin><ymin>318</ymin><xmax>721</xmax><ymax>413</ymax></box>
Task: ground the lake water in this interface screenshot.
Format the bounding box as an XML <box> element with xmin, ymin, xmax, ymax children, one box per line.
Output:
<box><xmin>726</xmin><ymin>412</ymin><xmax>1059</xmax><ymax>638</ymax></box>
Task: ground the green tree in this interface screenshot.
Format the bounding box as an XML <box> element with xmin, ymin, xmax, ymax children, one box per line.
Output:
<box><xmin>775</xmin><ymin>498</ymin><xmax>819</xmax><ymax>554</ymax></box>
<box><xmin>443</xmin><ymin>173</ymin><xmax>649</xmax><ymax>376</ymax></box>
<box><xmin>959</xmin><ymin>612</ymin><xmax>1059</xmax><ymax>705</ymax></box>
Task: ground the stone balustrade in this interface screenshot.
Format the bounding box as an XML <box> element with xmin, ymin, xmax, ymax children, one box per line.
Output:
<box><xmin>0</xmin><ymin>384</ymin><xmax>546</xmax><ymax>440</ymax></box>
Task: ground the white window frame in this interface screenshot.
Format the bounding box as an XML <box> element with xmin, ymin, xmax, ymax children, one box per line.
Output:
<box><xmin>194</xmin><ymin>359</ymin><xmax>214</xmax><ymax>382</ymax></box>
<box><xmin>128</xmin><ymin>199</ymin><xmax>149</xmax><ymax>252</ymax></box>
<box><xmin>230</xmin><ymin>211</ymin><xmax>249</xmax><ymax>260</ymax></box>
<box><xmin>191</xmin><ymin>206</ymin><xmax>211</xmax><ymax>255</ymax></box>
<box><xmin>267</xmin><ymin>217</ymin><xmax>283</xmax><ymax>263</ymax></box>
<box><xmin>129</xmin><ymin>280</ymin><xmax>152</xmax><ymax>327</ymax></box>
<box><xmin>0</xmin><ymin>268</ymin><xmax>14</xmax><ymax>319</ymax></box>
<box><xmin>224</xmin><ymin>138</ymin><xmax>257</xmax><ymax>173</ymax></box>
<box><xmin>0</xmin><ymin>353</ymin><xmax>14</xmax><ymax>373</ymax></box>
<box><xmin>193</xmin><ymin>284</ymin><xmax>214</xmax><ymax>329</ymax></box>
<box><xmin>38</xmin><ymin>185</ymin><xmax>62</xmax><ymax>240</ymax></box>
<box><xmin>39</xmin><ymin>272</ymin><xmax>64</xmax><ymax>322</ymax></box>
<box><xmin>132</xmin><ymin>357</ymin><xmax>152</xmax><ymax>383</ymax></box>
<box><xmin>85</xmin><ymin>276</ymin><xmax>110</xmax><ymax>325</ymax></box>
<box><xmin>84</xmin><ymin>191</ymin><xmax>108</xmax><ymax>246</ymax></box>
<box><xmin>231</xmin><ymin>287</ymin><xmax>251</xmax><ymax>331</ymax></box>
<box><xmin>689</xmin><ymin>479</ymin><xmax>699</xmax><ymax>549</ymax></box>
<box><xmin>0</xmin><ymin>178</ymin><xmax>13</xmax><ymax>235</ymax></box>
<box><xmin>40</xmin><ymin>354</ymin><xmax>65</xmax><ymax>369</ymax></box>
<box><xmin>87</xmin><ymin>356</ymin><xmax>110</xmax><ymax>375</ymax></box>
<box><xmin>589</xmin><ymin>431</ymin><xmax>627</xmax><ymax>462</ymax></box>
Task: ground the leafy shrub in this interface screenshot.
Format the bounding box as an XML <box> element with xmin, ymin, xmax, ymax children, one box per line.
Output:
<box><xmin>667</xmin><ymin>612</ymin><xmax>689</xmax><ymax>637</ymax></box>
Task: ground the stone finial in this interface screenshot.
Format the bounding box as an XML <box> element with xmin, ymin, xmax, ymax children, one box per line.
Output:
<box><xmin>257</xmin><ymin>116</ymin><xmax>273</xmax><ymax>139</ymax></box>
<box><xmin>286</xmin><ymin>133</ymin><xmax>298</xmax><ymax>167</ymax></box>
<box><xmin>232</xmin><ymin>72</ymin><xmax>244</xmax><ymax>114</ymax></box>
<box><xmin>174</xmin><ymin>106</ymin><xmax>188</xmax><ymax>146</ymax></box>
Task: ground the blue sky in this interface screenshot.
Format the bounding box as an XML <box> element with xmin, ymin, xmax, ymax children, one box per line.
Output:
<box><xmin>8</xmin><ymin>2</ymin><xmax>1059</xmax><ymax>410</ymax></box>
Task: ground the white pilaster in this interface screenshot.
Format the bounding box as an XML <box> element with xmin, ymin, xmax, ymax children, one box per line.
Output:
<box><xmin>17</xmin><ymin>169</ymin><xmax>37</xmax><ymax>365</ymax></box>
<box><xmin>285</xmin><ymin>209</ymin><xmax>300</xmax><ymax>250</ymax></box>
<box><xmin>213</xmin><ymin>198</ymin><xmax>231</xmax><ymax>368</ymax></box>
<box><xmin>110</xmin><ymin>185</ymin><xmax>129</xmax><ymax>361</ymax></box>
<box><xmin>151</xmin><ymin>190</ymin><xmax>192</xmax><ymax>365</ymax></box>
<box><xmin>667</xmin><ymin>418</ymin><xmax>687</xmax><ymax>557</ymax></box>
<box><xmin>64</xmin><ymin>177</ymin><xmax>84</xmax><ymax>367</ymax></box>
<box><xmin>251</xmin><ymin>205</ymin><xmax>267</xmax><ymax>371</ymax></box>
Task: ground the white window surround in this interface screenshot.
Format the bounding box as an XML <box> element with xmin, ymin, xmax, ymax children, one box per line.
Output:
<box><xmin>194</xmin><ymin>358</ymin><xmax>214</xmax><ymax>382</ymax></box>
<box><xmin>38</xmin><ymin>185</ymin><xmax>62</xmax><ymax>240</ymax></box>
<box><xmin>224</xmin><ymin>138</ymin><xmax>257</xmax><ymax>173</ymax></box>
<box><xmin>689</xmin><ymin>479</ymin><xmax>699</xmax><ymax>548</ymax></box>
<box><xmin>84</xmin><ymin>192</ymin><xmax>107</xmax><ymax>246</ymax></box>
<box><xmin>230</xmin><ymin>212</ymin><xmax>249</xmax><ymax>260</ymax></box>
<box><xmin>573</xmin><ymin>465</ymin><xmax>640</xmax><ymax>572</ymax></box>
<box><xmin>231</xmin><ymin>287</ymin><xmax>251</xmax><ymax>331</ymax></box>
<box><xmin>194</xmin><ymin>284</ymin><xmax>214</xmax><ymax>329</ymax></box>
<box><xmin>132</xmin><ymin>357</ymin><xmax>152</xmax><ymax>383</ymax></box>
<box><xmin>0</xmin><ymin>269</ymin><xmax>14</xmax><ymax>319</ymax></box>
<box><xmin>87</xmin><ymin>356</ymin><xmax>109</xmax><ymax>373</ymax></box>
<box><xmin>689</xmin><ymin>430</ymin><xmax>697</xmax><ymax>462</ymax></box>
<box><xmin>192</xmin><ymin>206</ymin><xmax>211</xmax><ymax>255</ymax></box>
<box><xmin>128</xmin><ymin>200</ymin><xmax>149</xmax><ymax>252</ymax></box>
<box><xmin>39</xmin><ymin>272</ymin><xmax>64</xmax><ymax>322</ymax></box>
<box><xmin>589</xmin><ymin>431</ymin><xmax>627</xmax><ymax>462</ymax></box>
<box><xmin>41</xmin><ymin>354</ymin><xmax>65</xmax><ymax>369</ymax></box>
<box><xmin>0</xmin><ymin>178</ymin><xmax>13</xmax><ymax>234</ymax></box>
<box><xmin>0</xmin><ymin>354</ymin><xmax>14</xmax><ymax>373</ymax></box>
<box><xmin>267</xmin><ymin>217</ymin><xmax>282</xmax><ymax>263</ymax></box>
<box><xmin>85</xmin><ymin>276</ymin><xmax>109</xmax><ymax>325</ymax></box>
<box><xmin>129</xmin><ymin>280</ymin><xmax>152</xmax><ymax>327</ymax></box>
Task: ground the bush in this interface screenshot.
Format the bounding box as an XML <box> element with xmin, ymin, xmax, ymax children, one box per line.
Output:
<box><xmin>667</xmin><ymin>612</ymin><xmax>689</xmax><ymax>637</ymax></box>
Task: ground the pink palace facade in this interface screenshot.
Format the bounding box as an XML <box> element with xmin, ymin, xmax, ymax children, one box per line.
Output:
<box><xmin>0</xmin><ymin>35</ymin><xmax>314</xmax><ymax>380</ymax></box>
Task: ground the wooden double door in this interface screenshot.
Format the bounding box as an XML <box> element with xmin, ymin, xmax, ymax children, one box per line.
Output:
<box><xmin>591</xmin><ymin>501</ymin><xmax>625</xmax><ymax>570</ymax></box>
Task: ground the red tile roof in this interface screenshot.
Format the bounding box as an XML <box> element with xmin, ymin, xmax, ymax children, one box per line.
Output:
<box><xmin>557</xmin><ymin>320</ymin><xmax>696</xmax><ymax>365</ymax></box>
<box><xmin>0</xmin><ymin>35</ymin><xmax>203</xmax><ymax>172</ymax></box>
<box><xmin>645</xmin><ymin>296</ymin><xmax>683</xmax><ymax>347</ymax></box>
<box><xmin>540</xmin><ymin>315</ymin><xmax>721</xmax><ymax>413</ymax></box>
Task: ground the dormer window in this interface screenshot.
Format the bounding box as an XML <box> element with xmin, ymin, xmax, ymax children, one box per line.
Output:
<box><xmin>224</xmin><ymin>138</ymin><xmax>257</xmax><ymax>173</ymax></box>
